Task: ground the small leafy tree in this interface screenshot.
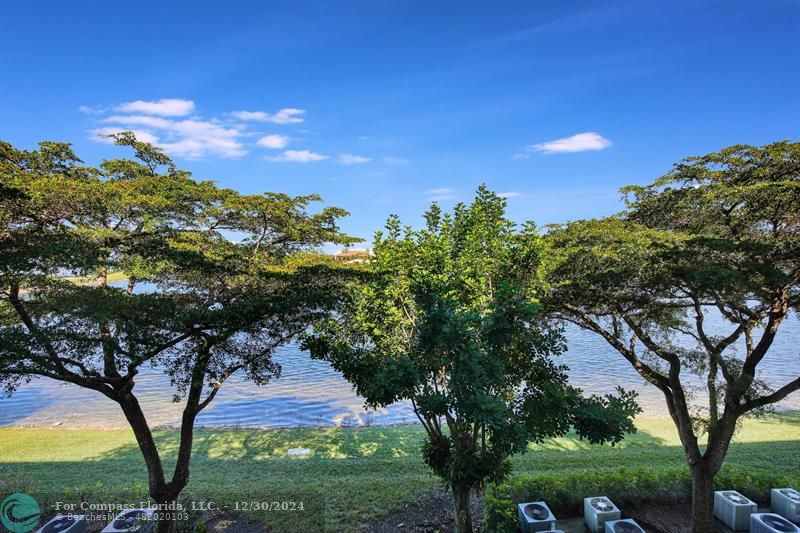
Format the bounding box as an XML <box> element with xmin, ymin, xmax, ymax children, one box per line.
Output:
<box><xmin>304</xmin><ymin>187</ymin><xmax>640</xmax><ymax>533</ymax></box>
<box><xmin>0</xmin><ymin>134</ymin><xmax>357</xmax><ymax>532</ymax></box>
<box><xmin>544</xmin><ymin>142</ymin><xmax>800</xmax><ymax>532</ymax></box>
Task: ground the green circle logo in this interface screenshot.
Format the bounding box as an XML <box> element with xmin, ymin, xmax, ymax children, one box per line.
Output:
<box><xmin>1</xmin><ymin>493</ymin><xmax>40</xmax><ymax>533</ymax></box>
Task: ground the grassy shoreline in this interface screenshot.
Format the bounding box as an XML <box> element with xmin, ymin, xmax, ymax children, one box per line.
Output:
<box><xmin>2</xmin><ymin>414</ymin><xmax>798</xmax><ymax>531</ymax></box>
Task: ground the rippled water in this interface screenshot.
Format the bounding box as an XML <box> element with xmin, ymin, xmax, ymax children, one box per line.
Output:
<box><xmin>1</xmin><ymin>313</ymin><xmax>797</xmax><ymax>428</ymax></box>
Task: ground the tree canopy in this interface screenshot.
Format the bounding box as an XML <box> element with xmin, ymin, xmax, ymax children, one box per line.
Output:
<box><xmin>305</xmin><ymin>186</ymin><xmax>639</xmax><ymax>533</ymax></box>
<box><xmin>543</xmin><ymin>141</ymin><xmax>800</xmax><ymax>532</ymax></box>
<box><xmin>0</xmin><ymin>133</ymin><xmax>359</xmax><ymax>532</ymax></box>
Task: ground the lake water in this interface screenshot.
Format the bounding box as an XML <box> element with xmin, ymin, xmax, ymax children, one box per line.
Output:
<box><xmin>1</xmin><ymin>315</ymin><xmax>798</xmax><ymax>428</ymax></box>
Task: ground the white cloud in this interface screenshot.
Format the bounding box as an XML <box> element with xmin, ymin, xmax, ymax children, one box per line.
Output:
<box><xmin>383</xmin><ymin>156</ymin><xmax>409</xmax><ymax>165</ymax></box>
<box><xmin>268</xmin><ymin>150</ymin><xmax>329</xmax><ymax>163</ymax></box>
<box><xmin>103</xmin><ymin>115</ymin><xmax>173</xmax><ymax>129</ymax></box>
<box><xmin>425</xmin><ymin>188</ymin><xmax>458</xmax><ymax>201</ymax></box>
<box><xmin>116</xmin><ymin>98</ymin><xmax>195</xmax><ymax>117</ymax></box>
<box><xmin>91</xmin><ymin>127</ymin><xmax>159</xmax><ymax>145</ymax></box>
<box><xmin>339</xmin><ymin>153</ymin><xmax>372</xmax><ymax>165</ymax></box>
<box><xmin>512</xmin><ymin>153</ymin><xmax>531</xmax><ymax>160</ymax></box>
<box><xmin>79</xmin><ymin>105</ymin><xmax>108</xmax><ymax>115</ymax></box>
<box><xmin>257</xmin><ymin>134</ymin><xmax>290</xmax><ymax>149</ymax></box>
<box><xmin>101</xmin><ymin>114</ymin><xmax>246</xmax><ymax>158</ymax></box>
<box><xmin>498</xmin><ymin>191</ymin><xmax>522</xmax><ymax>199</ymax></box>
<box><xmin>231</xmin><ymin>108</ymin><xmax>305</xmax><ymax>124</ymax></box>
<box><xmin>530</xmin><ymin>132</ymin><xmax>611</xmax><ymax>154</ymax></box>
<box><xmin>85</xmin><ymin>100</ymin><xmax>311</xmax><ymax>159</ymax></box>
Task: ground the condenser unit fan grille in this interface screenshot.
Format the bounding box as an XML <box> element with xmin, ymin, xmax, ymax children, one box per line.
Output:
<box><xmin>723</xmin><ymin>491</ymin><xmax>750</xmax><ymax>505</ymax></box>
<box><xmin>779</xmin><ymin>489</ymin><xmax>800</xmax><ymax>502</ymax></box>
<box><xmin>41</xmin><ymin>517</ymin><xmax>76</xmax><ymax>533</ymax></box>
<box><xmin>112</xmin><ymin>510</ymin><xmax>149</xmax><ymax>530</ymax></box>
<box><xmin>523</xmin><ymin>503</ymin><xmax>550</xmax><ymax>520</ymax></box>
<box><xmin>613</xmin><ymin>524</ymin><xmax>644</xmax><ymax>533</ymax></box>
<box><xmin>591</xmin><ymin>498</ymin><xmax>614</xmax><ymax>512</ymax></box>
<box><xmin>760</xmin><ymin>514</ymin><xmax>796</xmax><ymax>532</ymax></box>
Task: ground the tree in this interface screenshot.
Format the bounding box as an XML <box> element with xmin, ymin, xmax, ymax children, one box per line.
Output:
<box><xmin>0</xmin><ymin>134</ymin><xmax>358</xmax><ymax>532</ymax></box>
<box><xmin>543</xmin><ymin>142</ymin><xmax>800</xmax><ymax>532</ymax></box>
<box><xmin>303</xmin><ymin>187</ymin><xmax>640</xmax><ymax>533</ymax></box>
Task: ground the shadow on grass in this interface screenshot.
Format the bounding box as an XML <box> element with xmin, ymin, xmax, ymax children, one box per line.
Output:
<box><xmin>2</xmin><ymin>424</ymin><xmax>798</xmax><ymax>531</ymax></box>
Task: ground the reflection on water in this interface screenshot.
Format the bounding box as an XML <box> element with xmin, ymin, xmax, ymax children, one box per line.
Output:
<box><xmin>1</xmin><ymin>313</ymin><xmax>797</xmax><ymax>428</ymax></box>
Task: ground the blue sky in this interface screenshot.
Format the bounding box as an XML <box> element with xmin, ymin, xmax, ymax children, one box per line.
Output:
<box><xmin>1</xmin><ymin>0</ymin><xmax>798</xmax><ymax>246</ymax></box>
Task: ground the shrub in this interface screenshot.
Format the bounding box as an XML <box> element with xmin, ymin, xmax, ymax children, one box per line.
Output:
<box><xmin>484</xmin><ymin>465</ymin><xmax>800</xmax><ymax>532</ymax></box>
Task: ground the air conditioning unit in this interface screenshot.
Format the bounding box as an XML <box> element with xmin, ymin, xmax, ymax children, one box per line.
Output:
<box><xmin>101</xmin><ymin>508</ymin><xmax>156</xmax><ymax>533</ymax></box>
<box><xmin>605</xmin><ymin>518</ymin><xmax>646</xmax><ymax>533</ymax></box>
<box><xmin>517</xmin><ymin>501</ymin><xmax>557</xmax><ymax>532</ymax></box>
<box><xmin>772</xmin><ymin>488</ymin><xmax>800</xmax><ymax>523</ymax></box>
<box><xmin>36</xmin><ymin>515</ymin><xmax>87</xmax><ymax>533</ymax></box>
<box><xmin>714</xmin><ymin>490</ymin><xmax>757</xmax><ymax>531</ymax></box>
<box><xmin>584</xmin><ymin>496</ymin><xmax>621</xmax><ymax>532</ymax></box>
<box><xmin>750</xmin><ymin>513</ymin><xmax>800</xmax><ymax>533</ymax></box>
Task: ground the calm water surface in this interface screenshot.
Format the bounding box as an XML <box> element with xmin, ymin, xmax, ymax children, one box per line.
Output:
<box><xmin>1</xmin><ymin>314</ymin><xmax>797</xmax><ymax>428</ymax></box>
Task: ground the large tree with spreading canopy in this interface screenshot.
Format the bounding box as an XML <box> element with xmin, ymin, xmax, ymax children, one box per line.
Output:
<box><xmin>0</xmin><ymin>133</ymin><xmax>358</xmax><ymax>532</ymax></box>
<box><xmin>544</xmin><ymin>141</ymin><xmax>800</xmax><ymax>532</ymax></box>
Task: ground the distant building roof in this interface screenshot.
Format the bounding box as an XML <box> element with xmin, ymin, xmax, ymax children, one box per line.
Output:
<box><xmin>333</xmin><ymin>248</ymin><xmax>371</xmax><ymax>261</ymax></box>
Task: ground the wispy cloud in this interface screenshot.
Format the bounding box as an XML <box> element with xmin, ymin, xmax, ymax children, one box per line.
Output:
<box><xmin>91</xmin><ymin>127</ymin><xmax>159</xmax><ymax>145</ymax></box>
<box><xmin>339</xmin><ymin>153</ymin><xmax>372</xmax><ymax>165</ymax></box>
<box><xmin>267</xmin><ymin>149</ymin><xmax>329</xmax><ymax>163</ymax></box>
<box><xmin>102</xmin><ymin>114</ymin><xmax>246</xmax><ymax>158</ymax></box>
<box><xmin>530</xmin><ymin>132</ymin><xmax>612</xmax><ymax>154</ymax></box>
<box><xmin>498</xmin><ymin>191</ymin><xmax>522</xmax><ymax>198</ymax></box>
<box><xmin>256</xmin><ymin>134</ymin><xmax>290</xmax><ymax>149</ymax></box>
<box><xmin>116</xmin><ymin>98</ymin><xmax>195</xmax><ymax>117</ymax></box>
<box><xmin>512</xmin><ymin>153</ymin><xmax>531</xmax><ymax>160</ymax></box>
<box><xmin>84</xmin><ymin>99</ymin><xmax>346</xmax><ymax>162</ymax></box>
<box><xmin>231</xmin><ymin>108</ymin><xmax>305</xmax><ymax>124</ymax></box>
<box><xmin>79</xmin><ymin>105</ymin><xmax>108</xmax><ymax>115</ymax></box>
<box><xmin>103</xmin><ymin>115</ymin><xmax>172</xmax><ymax>129</ymax></box>
<box><xmin>425</xmin><ymin>188</ymin><xmax>457</xmax><ymax>202</ymax></box>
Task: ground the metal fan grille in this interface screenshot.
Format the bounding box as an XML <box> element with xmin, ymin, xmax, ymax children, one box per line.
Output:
<box><xmin>780</xmin><ymin>489</ymin><xmax>800</xmax><ymax>502</ymax></box>
<box><xmin>112</xmin><ymin>510</ymin><xmax>149</xmax><ymax>529</ymax></box>
<box><xmin>613</xmin><ymin>523</ymin><xmax>643</xmax><ymax>533</ymax></box>
<box><xmin>41</xmin><ymin>517</ymin><xmax>76</xmax><ymax>533</ymax></box>
<box><xmin>760</xmin><ymin>514</ymin><xmax>796</xmax><ymax>532</ymax></box>
<box><xmin>590</xmin><ymin>497</ymin><xmax>614</xmax><ymax>512</ymax></box>
<box><xmin>723</xmin><ymin>491</ymin><xmax>749</xmax><ymax>505</ymax></box>
<box><xmin>523</xmin><ymin>503</ymin><xmax>550</xmax><ymax>521</ymax></box>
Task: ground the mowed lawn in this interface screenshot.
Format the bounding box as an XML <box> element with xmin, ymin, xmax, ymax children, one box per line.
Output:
<box><xmin>1</xmin><ymin>414</ymin><xmax>798</xmax><ymax>532</ymax></box>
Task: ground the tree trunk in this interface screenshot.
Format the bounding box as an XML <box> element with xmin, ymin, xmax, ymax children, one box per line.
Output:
<box><xmin>153</xmin><ymin>496</ymin><xmax>179</xmax><ymax>533</ymax></box>
<box><xmin>118</xmin><ymin>394</ymin><xmax>179</xmax><ymax>533</ymax></box>
<box><xmin>118</xmin><ymin>394</ymin><xmax>168</xmax><ymax>498</ymax></box>
<box><xmin>452</xmin><ymin>484</ymin><xmax>473</xmax><ymax>533</ymax></box>
<box><xmin>690</xmin><ymin>463</ymin><xmax>716</xmax><ymax>533</ymax></box>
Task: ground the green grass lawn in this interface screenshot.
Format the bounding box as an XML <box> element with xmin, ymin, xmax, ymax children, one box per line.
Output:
<box><xmin>1</xmin><ymin>414</ymin><xmax>798</xmax><ymax>532</ymax></box>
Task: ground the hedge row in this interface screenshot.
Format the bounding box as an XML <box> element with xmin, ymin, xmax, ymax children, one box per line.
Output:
<box><xmin>484</xmin><ymin>465</ymin><xmax>800</xmax><ymax>532</ymax></box>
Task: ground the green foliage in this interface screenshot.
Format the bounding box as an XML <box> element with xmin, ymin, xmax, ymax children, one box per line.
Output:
<box><xmin>304</xmin><ymin>186</ymin><xmax>640</xmax><ymax>516</ymax></box>
<box><xmin>545</xmin><ymin>142</ymin><xmax>800</xmax><ymax>430</ymax></box>
<box><xmin>485</xmin><ymin>465</ymin><xmax>800</xmax><ymax>532</ymax></box>
<box><xmin>544</xmin><ymin>140</ymin><xmax>800</xmax><ymax>528</ymax></box>
<box><xmin>0</xmin><ymin>133</ymin><xmax>358</xmax><ymax>397</ymax></box>
<box><xmin>0</xmin><ymin>134</ymin><xmax>360</xmax><ymax>515</ymax></box>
